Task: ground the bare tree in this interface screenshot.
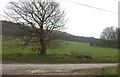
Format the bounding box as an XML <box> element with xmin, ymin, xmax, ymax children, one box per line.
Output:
<box><xmin>5</xmin><ymin>0</ymin><xmax>67</xmax><ymax>55</ymax></box>
<box><xmin>100</xmin><ymin>26</ymin><xmax>118</xmax><ymax>47</ymax></box>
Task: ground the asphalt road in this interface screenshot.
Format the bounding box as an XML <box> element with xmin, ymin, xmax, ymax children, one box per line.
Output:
<box><xmin>1</xmin><ymin>63</ymin><xmax>118</xmax><ymax>75</ymax></box>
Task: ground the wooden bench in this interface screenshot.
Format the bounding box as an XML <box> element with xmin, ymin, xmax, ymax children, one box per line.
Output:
<box><xmin>71</xmin><ymin>51</ymin><xmax>92</xmax><ymax>57</ymax></box>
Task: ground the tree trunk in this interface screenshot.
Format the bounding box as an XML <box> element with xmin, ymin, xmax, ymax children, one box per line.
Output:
<box><xmin>40</xmin><ymin>38</ymin><xmax>46</xmax><ymax>55</ymax></box>
<box><xmin>40</xmin><ymin>18</ymin><xmax>46</xmax><ymax>55</ymax></box>
<box><xmin>40</xmin><ymin>48</ymin><xmax>46</xmax><ymax>55</ymax></box>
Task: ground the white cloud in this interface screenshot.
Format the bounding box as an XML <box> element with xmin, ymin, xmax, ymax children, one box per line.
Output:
<box><xmin>60</xmin><ymin>0</ymin><xmax>119</xmax><ymax>38</ymax></box>
<box><xmin>0</xmin><ymin>0</ymin><xmax>119</xmax><ymax>38</ymax></box>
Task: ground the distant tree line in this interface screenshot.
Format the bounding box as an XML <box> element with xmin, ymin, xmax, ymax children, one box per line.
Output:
<box><xmin>90</xmin><ymin>26</ymin><xmax>120</xmax><ymax>48</ymax></box>
<box><xmin>3</xmin><ymin>20</ymin><xmax>119</xmax><ymax>48</ymax></box>
<box><xmin>2</xmin><ymin>21</ymin><xmax>101</xmax><ymax>44</ymax></box>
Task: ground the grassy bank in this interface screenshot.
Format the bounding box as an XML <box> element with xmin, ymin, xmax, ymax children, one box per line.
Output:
<box><xmin>93</xmin><ymin>66</ymin><xmax>118</xmax><ymax>75</ymax></box>
<box><xmin>2</xmin><ymin>36</ymin><xmax>118</xmax><ymax>63</ymax></box>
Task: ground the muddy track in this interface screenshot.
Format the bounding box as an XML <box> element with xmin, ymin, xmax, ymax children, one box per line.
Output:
<box><xmin>1</xmin><ymin>63</ymin><xmax>118</xmax><ymax>75</ymax></box>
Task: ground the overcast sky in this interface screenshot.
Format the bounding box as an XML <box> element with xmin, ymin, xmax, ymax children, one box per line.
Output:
<box><xmin>0</xmin><ymin>0</ymin><xmax>119</xmax><ymax>38</ymax></box>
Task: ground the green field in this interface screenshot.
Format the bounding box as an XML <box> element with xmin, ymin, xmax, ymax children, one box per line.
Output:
<box><xmin>93</xmin><ymin>66</ymin><xmax>118</xmax><ymax>75</ymax></box>
<box><xmin>2</xmin><ymin>36</ymin><xmax>118</xmax><ymax>63</ymax></box>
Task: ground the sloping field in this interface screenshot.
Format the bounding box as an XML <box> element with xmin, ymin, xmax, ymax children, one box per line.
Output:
<box><xmin>2</xmin><ymin>36</ymin><xmax>118</xmax><ymax>63</ymax></box>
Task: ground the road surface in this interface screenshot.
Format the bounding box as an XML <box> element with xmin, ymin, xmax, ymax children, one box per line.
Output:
<box><xmin>1</xmin><ymin>63</ymin><xmax>118</xmax><ymax>75</ymax></box>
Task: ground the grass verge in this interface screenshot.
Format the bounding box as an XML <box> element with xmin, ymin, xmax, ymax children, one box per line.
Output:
<box><xmin>93</xmin><ymin>66</ymin><xmax>118</xmax><ymax>75</ymax></box>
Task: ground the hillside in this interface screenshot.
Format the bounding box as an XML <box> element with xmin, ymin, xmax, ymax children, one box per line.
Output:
<box><xmin>1</xmin><ymin>21</ymin><xmax>100</xmax><ymax>43</ymax></box>
<box><xmin>2</xmin><ymin>36</ymin><xmax>118</xmax><ymax>63</ymax></box>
